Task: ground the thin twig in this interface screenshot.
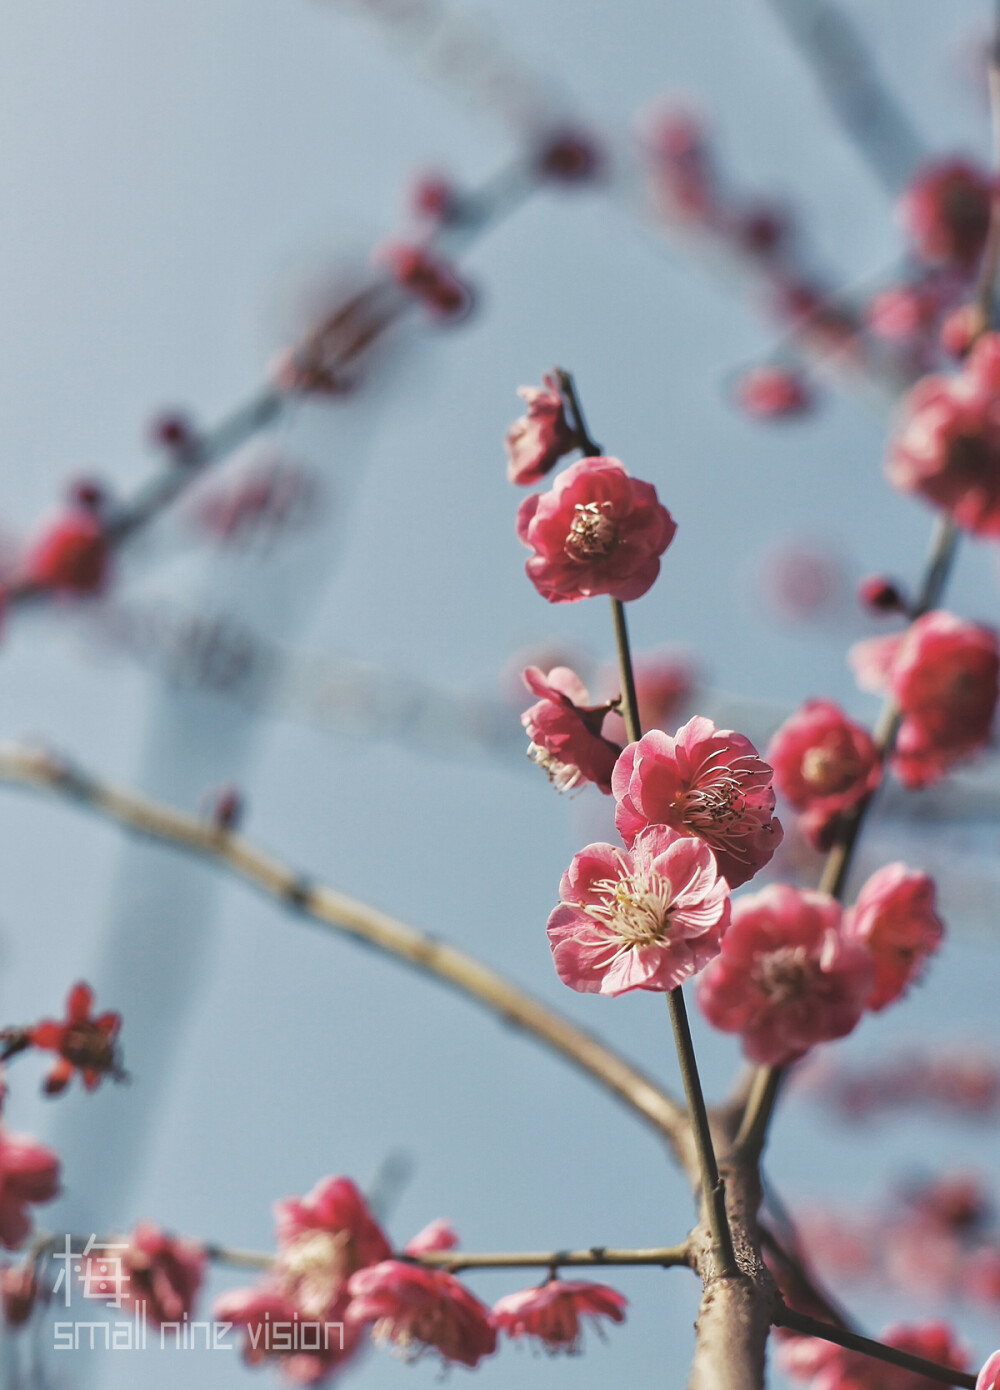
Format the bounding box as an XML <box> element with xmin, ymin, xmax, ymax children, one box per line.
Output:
<box><xmin>0</xmin><ymin>743</ymin><xmax>689</xmax><ymax>1150</ymax></box>
<box><xmin>774</xmin><ymin>1306</ymin><xmax>976</xmax><ymax>1389</ymax></box>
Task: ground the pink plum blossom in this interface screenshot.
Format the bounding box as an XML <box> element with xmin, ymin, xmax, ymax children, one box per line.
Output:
<box><xmin>346</xmin><ymin>1260</ymin><xmax>497</xmax><ymax>1368</ymax></box>
<box><xmin>516</xmin><ymin>456</ymin><xmax>676</xmax><ymax>604</ymax></box>
<box><xmin>505</xmin><ymin>375</ymin><xmax>578</xmax><ymax>485</ymax></box>
<box><xmin>274</xmin><ymin>1176</ymin><xmax>392</xmax><ymax>1319</ymax></box>
<box><xmin>886</xmin><ymin>333</ymin><xmax>1000</xmax><ymax>537</ymax></box>
<box><xmin>979</xmin><ymin>1352</ymin><xmax>1000</xmax><ymax>1390</ymax></box>
<box><xmin>900</xmin><ymin>159</ymin><xmax>993</xmax><ymax>268</ymax></box>
<box><xmin>213</xmin><ymin>1283</ymin><xmax>361</xmax><ymax>1383</ymax></box>
<box><xmin>546</xmin><ymin>825</ymin><xmax>730</xmax><ymax>996</ymax></box>
<box><xmin>119</xmin><ymin>1222</ymin><xmax>205</xmax><ymax>1326</ymax></box>
<box><xmin>844</xmin><ymin>863</ymin><xmax>944</xmax><ymax>1011</ymax></box>
<box><xmin>376</xmin><ymin>242</ymin><xmax>471</xmax><ymax>320</ymax></box>
<box><xmin>521</xmin><ymin>666</ymin><xmax>622</xmax><ymax>794</ymax></box>
<box><xmin>850</xmin><ymin>611</ymin><xmax>999</xmax><ymax>787</ymax></box>
<box><xmin>735</xmin><ymin>366</ymin><xmax>811</xmax><ymax>419</ymax></box>
<box><xmin>0</xmin><ymin>1124</ymin><xmax>60</xmax><ymax>1250</ymax></box>
<box><xmin>766</xmin><ymin>700</ymin><xmax>882</xmax><ymax>849</ymax></box>
<box><xmin>613</xmin><ymin>716</ymin><xmax>782</xmax><ymax>887</ymax></box>
<box><xmin>697</xmin><ymin>885</ymin><xmax>873</xmax><ymax>1065</ymax></box>
<box><xmin>492</xmin><ymin>1278</ymin><xmax>626</xmax><ymax>1352</ymax></box>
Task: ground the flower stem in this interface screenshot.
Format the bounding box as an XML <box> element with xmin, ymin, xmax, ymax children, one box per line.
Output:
<box><xmin>774</xmin><ymin>1307</ymin><xmax>976</xmax><ymax>1389</ymax></box>
<box><xmin>608</xmin><ymin>563</ymin><xmax>738</xmax><ymax>1279</ymax></box>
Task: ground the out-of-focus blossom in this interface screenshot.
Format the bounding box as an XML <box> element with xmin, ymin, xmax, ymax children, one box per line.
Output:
<box><xmin>734</xmin><ymin>204</ymin><xmax>791</xmax><ymax>259</ymax></box>
<box><xmin>521</xmin><ymin>665</ymin><xmax>622</xmax><ymax>794</ymax></box>
<box><xmin>850</xmin><ymin>611</ymin><xmax>999</xmax><ymax>787</ymax></box>
<box><xmin>214</xmin><ymin>1283</ymin><xmax>361</xmax><ymax>1383</ymax></box>
<box><xmin>697</xmin><ymin>885</ymin><xmax>873</xmax><ymax>1065</ymax></box>
<box><xmin>403</xmin><ymin>1220</ymin><xmax>458</xmax><ymax>1257</ymax></box>
<box><xmin>149</xmin><ymin>410</ymin><xmax>199</xmax><ymax>459</ymax></box>
<box><xmin>735</xmin><ymin>366</ymin><xmax>812</xmax><ymax>419</ymax></box>
<box><xmin>546</xmin><ymin>825</ymin><xmax>730</xmax><ymax>996</ymax></box>
<box><xmin>119</xmin><ymin>1223</ymin><xmax>205</xmax><ymax>1327</ymax></box>
<box><xmin>900</xmin><ymin>158</ymin><xmax>993</xmax><ymax>268</ymax></box>
<box><xmin>613</xmin><ymin>716</ymin><xmax>781</xmax><ymax>887</ymax></box>
<box><xmin>601</xmin><ymin>649</ymin><xmax>698</xmax><ymax>744</ymax></box>
<box><xmin>492</xmin><ymin>1278</ymin><xmax>626</xmax><ymax>1352</ymax></box>
<box><xmin>21</xmin><ymin>506</ymin><xmax>110</xmax><ymax>595</ymax></box>
<box><xmin>844</xmin><ymin>864</ymin><xmax>944</xmax><ymax>1011</ymax></box>
<box><xmin>858</xmin><ymin>576</ymin><xmax>908</xmax><ymax>616</ymax></box>
<box><xmin>758</xmin><ymin>542</ymin><xmax>846</xmax><ymax>622</ymax></box>
<box><xmin>377</xmin><ymin>242</ymin><xmax>472</xmax><ymax>320</ymax></box>
<box><xmin>941</xmin><ymin>303</ymin><xmax>986</xmax><ymax>359</ymax></box>
<box><xmin>347</xmin><ymin>1260</ymin><xmax>497</xmax><ymax>1368</ymax></box>
<box><xmin>641</xmin><ymin>108</ymin><xmax>717</xmax><ymax>224</ymax></box>
<box><xmin>904</xmin><ymin>1173</ymin><xmax>991</xmax><ymax>1237</ymax></box>
<box><xmin>978</xmin><ymin>1351</ymin><xmax>1000</xmax><ymax>1390</ymax></box>
<box><xmin>781</xmin><ymin>1321</ymin><xmax>969</xmax><ymax>1390</ymax></box>
<box><xmin>189</xmin><ymin>458</ymin><xmax>319</xmax><ymax>545</ymax></box>
<box><xmin>1</xmin><ymin>1263</ymin><xmax>39</xmax><ymax>1327</ymax></box>
<box><xmin>274</xmin><ymin>1176</ymin><xmax>392</xmax><ymax>1319</ymax></box>
<box><xmin>516</xmin><ymin>456</ymin><xmax>676</xmax><ymax>604</ymax></box>
<box><xmin>504</xmin><ymin>374</ymin><xmax>578</xmax><ymax>486</ymax></box>
<box><xmin>29</xmin><ymin>982</ymin><xmax>123</xmax><ymax>1096</ymax></box>
<box><xmin>967</xmin><ymin>1250</ymin><xmax>1000</xmax><ymax>1306</ymax></box>
<box><xmin>409</xmin><ymin>173</ymin><xmax>462</xmax><ymax>225</ymax></box>
<box><xmin>767</xmin><ymin>700</ymin><xmax>881</xmax><ymax>850</ymax></box>
<box><xmin>797</xmin><ymin>1047</ymin><xmax>1000</xmax><ymax>1122</ymax></box>
<box><xmin>533</xmin><ymin>128</ymin><xmax>605</xmax><ymax>183</ymax></box>
<box><xmin>0</xmin><ymin>1124</ymin><xmax>60</xmax><ymax>1250</ymax></box>
<box><xmin>886</xmin><ymin>333</ymin><xmax>1000</xmax><ymax>537</ymax></box>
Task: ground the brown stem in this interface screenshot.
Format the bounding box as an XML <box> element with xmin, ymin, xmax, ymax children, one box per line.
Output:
<box><xmin>774</xmin><ymin>1307</ymin><xmax>976</xmax><ymax>1389</ymax></box>
<box><xmin>0</xmin><ymin>743</ymin><xmax>689</xmax><ymax>1153</ymax></box>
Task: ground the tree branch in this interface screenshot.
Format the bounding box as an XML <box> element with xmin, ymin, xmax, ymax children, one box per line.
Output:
<box><xmin>0</xmin><ymin>743</ymin><xmax>690</xmax><ymax>1152</ymax></box>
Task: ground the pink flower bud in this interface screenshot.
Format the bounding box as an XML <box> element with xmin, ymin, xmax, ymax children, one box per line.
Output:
<box><xmin>735</xmin><ymin>366</ymin><xmax>812</xmax><ymax>419</ymax></box>
<box><xmin>858</xmin><ymin>575</ymin><xmax>907</xmax><ymax>615</ymax></box>
<box><xmin>900</xmin><ymin>158</ymin><xmax>994</xmax><ymax>268</ymax></box>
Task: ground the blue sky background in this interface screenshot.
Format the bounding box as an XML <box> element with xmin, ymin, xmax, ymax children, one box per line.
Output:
<box><xmin>0</xmin><ymin>1</ymin><xmax>998</xmax><ymax>1386</ymax></box>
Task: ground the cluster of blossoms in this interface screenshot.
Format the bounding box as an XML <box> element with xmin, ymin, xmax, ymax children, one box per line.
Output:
<box><xmin>798</xmin><ymin>1047</ymin><xmax>1000</xmax><ymax>1122</ymax></box>
<box><xmin>789</xmin><ymin>1171</ymin><xmax>1000</xmax><ymax>1314</ymax></box>
<box><xmin>215</xmin><ymin>1176</ymin><xmax>626</xmax><ymax>1382</ymax></box>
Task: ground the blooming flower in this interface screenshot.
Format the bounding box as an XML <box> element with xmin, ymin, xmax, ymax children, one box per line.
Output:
<box><xmin>516</xmin><ymin>456</ymin><xmax>676</xmax><ymax>604</ymax></box>
<box><xmin>346</xmin><ymin>1260</ymin><xmax>496</xmax><ymax>1368</ymax></box>
<box><xmin>21</xmin><ymin>508</ymin><xmax>110</xmax><ymax>594</ymax></box>
<box><xmin>979</xmin><ymin>1351</ymin><xmax>1000</xmax><ymax>1390</ymax></box>
<box><xmin>546</xmin><ymin>825</ymin><xmax>730</xmax><ymax>996</ymax></box>
<box><xmin>213</xmin><ymin>1283</ymin><xmax>361</xmax><ymax>1383</ymax></box>
<box><xmin>766</xmin><ymin>700</ymin><xmax>881</xmax><ymax>849</ymax></box>
<box><xmin>612</xmin><ymin>716</ymin><xmax>782</xmax><ymax>888</ymax></box>
<box><xmin>900</xmin><ymin>158</ymin><xmax>993</xmax><ymax>268</ymax></box>
<box><xmin>886</xmin><ymin>333</ymin><xmax>1000</xmax><ymax>537</ymax></box>
<box><xmin>697</xmin><ymin>885</ymin><xmax>873</xmax><ymax>1065</ymax></box>
<box><xmin>844</xmin><ymin>864</ymin><xmax>944</xmax><ymax>1011</ymax></box>
<box><xmin>29</xmin><ymin>982</ymin><xmax>123</xmax><ymax>1095</ymax></box>
<box><xmin>850</xmin><ymin>611</ymin><xmax>999</xmax><ymax>787</ymax></box>
<box><xmin>504</xmin><ymin>375</ymin><xmax>578</xmax><ymax>486</ymax></box>
<box><xmin>521</xmin><ymin>666</ymin><xmax>622</xmax><ymax>794</ymax></box>
<box><xmin>274</xmin><ymin>1176</ymin><xmax>392</xmax><ymax>1319</ymax></box>
<box><xmin>780</xmin><ymin>1321</ymin><xmax>969</xmax><ymax>1390</ymax></box>
<box><xmin>118</xmin><ymin>1223</ymin><xmax>205</xmax><ymax>1327</ymax></box>
<box><xmin>735</xmin><ymin>366</ymin><xmax>811</xmax><ymax>419</ymax></box>
<box><xmin>492</xmin><ymin>1278</ymin><xmax>626</xmax><ymax>1352</ymax></box>
<box><xmin>0</xmin><ymin>1123</ymin><xmax>60</xmax><ymax>1250</ymax></box>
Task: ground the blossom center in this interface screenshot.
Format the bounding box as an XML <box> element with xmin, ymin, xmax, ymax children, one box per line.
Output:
<box><xmin>61</xmin><ymin>1024</ymin><xmax>115</xmax><ymax>1073</ymax></box>
<box><xmin>583</xmin><ymin>866</ymin><xmax>675</xmax><ymax>948</ymax></box>
<box><xmin>676</xmin><ymin>774</ymin><xmax>746</xmax><ymax>831</ymax></box>
<box><xmin>276</xmin><ymin>1229</ymin><xmax>352</xmax><ymax>1315</ymax></box>
<box><xmin>565</xmin><ymin>502</ymin><xmax>616</xmax><ymax>560</ymax></box>
<box><xmin>527</xmin><ymin>743</ymin><xmax>583</xmax><ymax>793</ymax></box>
<box><xmin>752</xmin><ymin>946</ymin><xmax>814</xmax><ymax>1004</ymax></box>
<box><xmin>800</xmin><ymin>742</ymin><xmax>861</xmax><ymax>794</ymax></box>
<box><xmin>948</xmin><ymin>431</ymin><xmax>996</xmax><ymax>480</ymax></box>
